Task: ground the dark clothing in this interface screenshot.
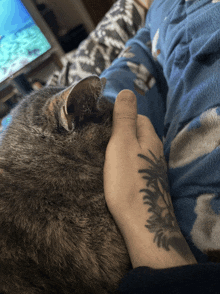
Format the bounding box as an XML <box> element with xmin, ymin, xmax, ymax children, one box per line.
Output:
<box><xmin>117</xmin><ymin>263</ymin><xmax>220</xmax><ymax>293</ymax></box>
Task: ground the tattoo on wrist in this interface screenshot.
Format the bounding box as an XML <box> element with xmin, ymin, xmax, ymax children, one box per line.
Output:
<box><xmin>138</xmin><ymin>150</ymin><xmax>195</xmax><ymax>263</ymax></box>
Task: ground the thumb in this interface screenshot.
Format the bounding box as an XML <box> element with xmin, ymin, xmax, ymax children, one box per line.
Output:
<box><xmin>111</xmin><ymin>90</ymin><xmax>137</xmax><ymax>142</ymax></box>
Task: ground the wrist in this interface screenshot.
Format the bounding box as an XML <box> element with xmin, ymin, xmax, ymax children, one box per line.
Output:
<box><xmin>117</xmin><ymin>214</ymin><xmax>198</xmax><ymax>270</ymax></box>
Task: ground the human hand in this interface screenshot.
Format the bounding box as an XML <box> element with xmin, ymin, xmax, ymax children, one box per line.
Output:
<box><xmin>103</xmin><ymin>90</ymin><xmax>198</xmax><ymax>269</ymax></box>
<box><xmin>103</xmin><ymin>89</ymin><xmax>164</xmax><ymax>226</ymax></box>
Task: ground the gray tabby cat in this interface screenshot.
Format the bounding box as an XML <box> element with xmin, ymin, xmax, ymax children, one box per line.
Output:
<box><xmin>0</xmin><ymin>75</ymin><xmax>132</xmax><ymax>294</ymax></box>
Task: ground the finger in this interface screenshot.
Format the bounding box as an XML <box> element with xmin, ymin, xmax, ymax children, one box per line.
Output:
<box><xmin>111</xmin><ymin>90</ymin><xmax>137</xmax><ymax>142</ymax></box>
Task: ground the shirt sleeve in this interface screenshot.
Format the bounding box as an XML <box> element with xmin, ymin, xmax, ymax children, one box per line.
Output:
<box><xmin>116</xmin><ymin>263</ymin><xmax>220</xmax><ymax>293</ymax></box>
<box><xmin>100</xmin><ymin>26</ymin><xmax>167</xmax><ymax>142</ymax></box>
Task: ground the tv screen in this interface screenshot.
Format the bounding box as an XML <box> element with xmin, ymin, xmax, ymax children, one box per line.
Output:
<box><xmin>0</xmin><ymin>0</ymin><xmax>51</xmax><ymax>84</ymax></box>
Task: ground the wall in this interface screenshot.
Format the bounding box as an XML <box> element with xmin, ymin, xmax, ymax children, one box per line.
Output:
<box><xmin>81</xmin><ymin>0</ymin><xmax>114</xmax><ymax>26</ymax></box>
<box><xmin>36</xmin><ymin>0</ymin><xmax>95</xmax><ymax>36</ymax></box>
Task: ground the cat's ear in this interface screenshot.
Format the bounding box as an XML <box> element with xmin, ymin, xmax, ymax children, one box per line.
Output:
<box><xmin>59</xmin><ymin>75</ymin><xmax>107</xmax><ymax>131</ymax></box>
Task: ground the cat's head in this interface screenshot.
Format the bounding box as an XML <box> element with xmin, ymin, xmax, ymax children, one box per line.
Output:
<box><xmin>0</xmin><ymin>75</ymin><xmax>114</xmax><ymax>192</ymax></box>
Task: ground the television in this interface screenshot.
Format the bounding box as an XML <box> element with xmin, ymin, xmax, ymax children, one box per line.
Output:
<box><xmin>0</xmin><ymin>0</ymin><xmax>64</xmax><ymax>95</ymax></box>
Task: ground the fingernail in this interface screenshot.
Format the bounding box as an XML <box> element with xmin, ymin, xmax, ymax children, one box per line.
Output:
<box><xmin>118</xmin><ymin>90</ymin><xmax>136</xmax><ymax>102</ymax></box>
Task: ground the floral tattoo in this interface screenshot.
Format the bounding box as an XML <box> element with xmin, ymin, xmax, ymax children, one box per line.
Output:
<box><xmin>138</xmin><ymin>150</ymin><xmax>194</xmax><ymax>262</ymax></box>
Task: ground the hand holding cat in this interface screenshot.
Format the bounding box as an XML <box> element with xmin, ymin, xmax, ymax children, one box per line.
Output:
<box><xmin>103</xmin><ymin>90</ymin><xmax>198</xmax><ymax>269</ymax></box>
<box><xmin>103</xmin><ymin>89</ymin><xmax>164</xmax><ymax>227</ymax></box>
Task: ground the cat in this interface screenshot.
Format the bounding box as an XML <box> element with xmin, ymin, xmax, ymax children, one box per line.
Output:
<box><xmin>0</xmin><ymin>75</ymin><xmax>132</xmax><ymax>294</ymax></box>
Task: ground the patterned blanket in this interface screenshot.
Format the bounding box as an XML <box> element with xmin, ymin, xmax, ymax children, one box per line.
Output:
<box><xmin>46</xmin><ymin>0</ymin><xmax>145</xmax><ymax>87</ymax></box>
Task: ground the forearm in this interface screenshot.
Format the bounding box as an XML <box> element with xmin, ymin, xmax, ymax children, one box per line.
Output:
<box><xmin>115</xmin><ymin>152</ymin><xmax>198</xmax><ymax>269</ymax></box>
<box><xmin>119</xmin><ymin>214</ymin><xmax>198</xmax><ymax>269</ymax></box>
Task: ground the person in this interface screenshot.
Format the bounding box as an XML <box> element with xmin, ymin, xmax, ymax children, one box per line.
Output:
<box><xmin>102</xmin><ymin>0</ymin><xmax>220</xmax><ymax>292</ymax></box>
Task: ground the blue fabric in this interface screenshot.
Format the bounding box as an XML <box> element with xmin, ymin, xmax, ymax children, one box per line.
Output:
<box><xmin>100</xmin><ymin>26</ymin><xmax>168</xmax><ymax>142</ymax></box>
<box><xmin>100</xmin><ymin>0</ymin><xmax>220</xmax><ymax>263</ymax></box>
